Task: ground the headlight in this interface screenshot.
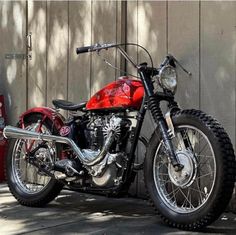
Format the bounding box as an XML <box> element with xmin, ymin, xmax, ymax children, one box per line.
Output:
<box><xmin>158</xmin><ymin>65</ymin><xmax>177</xmax><ymax>93</ymax></box>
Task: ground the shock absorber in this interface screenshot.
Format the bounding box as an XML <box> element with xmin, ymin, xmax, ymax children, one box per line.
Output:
<box><xmin>148</xmin><ymin>95</ymin><xmax>183</xmax><ymax>171</ymax></box>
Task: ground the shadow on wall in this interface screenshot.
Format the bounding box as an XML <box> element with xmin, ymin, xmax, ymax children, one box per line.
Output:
<box><xmin>0</xmin><ymin>1</ymin><xmax>26</xmax><ymax>125</ymax></box>
<box><xmin>200</xmin><ymin>1</ymin><xmax>236</xmax><ymax>146</ymax></box>
<box><xmin>0</xmin><ymin>0</ymin><xmax>121</xmax><ymax>124</ymax></box>
<box><xmin>128</xmin><ymin>1</ymin><xmax>236</xmax><ymax>143</ymax></box>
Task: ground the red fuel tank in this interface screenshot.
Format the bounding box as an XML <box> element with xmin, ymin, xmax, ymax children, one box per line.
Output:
<box><xmin>86</xmin><ymin>77</ymin><xmax>144</xmax><ymax>110</ymax></box>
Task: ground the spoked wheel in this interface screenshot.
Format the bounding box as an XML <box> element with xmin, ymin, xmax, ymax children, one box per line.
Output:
<box><xmin>6</xmin><ymin>114</ymin><xmax>63</xmax><ymax>207</ymax></box>
<box><xmin>144</xmin><ymin>109</ymin><xmax>235</xmax><ymax>230</ymax></box>
<box><xmin>12</xmin><ymin>124</ymin><xmax>53</xmax><ymax>194</ymax></box>
<box><xmin>154</xmin><ymin>125</ymin><xmax>216</xmax><ymax>213</ymax></box>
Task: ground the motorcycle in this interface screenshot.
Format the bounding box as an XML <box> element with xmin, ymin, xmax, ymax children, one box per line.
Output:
<box><xmin>3</xmin><ymin>43</ymin><xmax>235</xmax><ymax>230</ymax></box>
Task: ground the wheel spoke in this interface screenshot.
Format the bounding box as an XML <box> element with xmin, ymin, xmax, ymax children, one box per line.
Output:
<box><xmin>189</xmin><ymin>186</ymin><xmax>207</xmax><ymax>200</ymax></box>
<box><xmin>170</xmin><ymin>183</ymin><xmax>177</xmax><ymax>205</ymax></box>
<box><xmin>183</xmin><ymin>128</ymin><xmax>193</xmax><ymax>149</ymax></box>
<box><xmin>159</xmin><ymin>179</ymin><xmax>172</xmax><ymax>186</ymax></box>
<box><xmin>178</xmin><ymin>188</ymin><xmax>195</xmax><ymax>209</ymax></box>
<box><xmin>167</xmin><ymin>185</ymin><xmax>180</xmax><ymax>200</ymax></box>
<box><xmin>195</xmin><ymin>172</ymin><xmax>214</xmax><ymax>180</ymax></box>
<box><xmin>157</xmin><ymin>162</ymin><xmax>168</xmax><ymax>171</ymax></box>
<box><xmin>196</xmin><ymin>155</ymin><xmax>213</xmax><ymax>166</ymax></box>
<box><xmin>196</xmin><ymin>180</ymin><xmax>204</xmax><ymax>205</ymax></box>
<box><xmin>198</xmin><ymin>141</ymin><xmax>209</xmax><ymax>155</ymax></box>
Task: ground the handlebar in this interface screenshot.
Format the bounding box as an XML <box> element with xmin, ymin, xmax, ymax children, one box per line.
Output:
<box><xmin>76</xmin><ymin>42</ymin><xmax>191</xmax><ymax>77</ymax></box>
<box><xmin>76</xmin><ymin>42</ymin><xmax>191</xmax><ymax>78</ymax></box>
<box><xmin>76</xmin><ymin>43</ymin><xmax>116</xmax><ymax>54</ymax></box>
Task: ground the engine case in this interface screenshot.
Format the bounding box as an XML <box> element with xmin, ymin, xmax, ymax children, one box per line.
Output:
<box><xmin>81</xmin><ymin>114</ymin><xmax>132</xmax><ymax>188</ymax></box>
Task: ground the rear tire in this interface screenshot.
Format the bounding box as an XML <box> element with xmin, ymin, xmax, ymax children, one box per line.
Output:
<box><xmin>144</xmin><ymin>109</ymin><xmax>235</xmax><ymax>230</ymax></box>
<box><xmin>5</xmin><ymin>114</ymin><xmax>63</xmax><ymax>207</ymax></box>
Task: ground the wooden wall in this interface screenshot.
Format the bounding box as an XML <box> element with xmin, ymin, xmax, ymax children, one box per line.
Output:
<box><xmin>0</xmin><ymin>1</ymin><xmax>236</xmax><ymax>197</ymax></box>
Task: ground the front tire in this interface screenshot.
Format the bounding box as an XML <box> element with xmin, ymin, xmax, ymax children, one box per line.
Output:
<box><xmin>5</xmin><ymin>114</ymin><xmax>63</xmax><ymax>207</ymax></box>
<box><xmin>144</xmin><ymin>109</ymin><xmax>235</xmax><ymax>230</ymax></box>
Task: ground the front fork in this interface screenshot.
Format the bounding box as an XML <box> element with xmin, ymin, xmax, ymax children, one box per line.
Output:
<box><xmin>148</xmin><ymin>96</ymin><xmax>183</xmax><ymax>171</ymax></box>
<box><xmin>138</xmin><ymin>67</ymin><xmax>183</xmax><ymax>172</ymax></box>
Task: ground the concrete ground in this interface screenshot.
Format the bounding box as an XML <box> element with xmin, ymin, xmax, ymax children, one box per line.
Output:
<box><xmin>0</xmin><ymin>184</ymin><xmax>236</xmax><ymax>235</ymax></box>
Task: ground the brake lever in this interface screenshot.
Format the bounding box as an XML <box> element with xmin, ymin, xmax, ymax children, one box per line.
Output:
<box><xmin>169</xmin><ymin>54</ymin><xmax>192</xmax><ymax>76</ymax></box>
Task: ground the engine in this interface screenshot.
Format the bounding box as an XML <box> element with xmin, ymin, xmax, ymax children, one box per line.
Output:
<box><xmin>84</xmin><ymin>114</ymin><xmax>131</xmax><ymax>152</ymax></box>
<box><xmin>82</xmin><ymin>114</ymin><xmax>132</xmax><ymax>187</ymax></box>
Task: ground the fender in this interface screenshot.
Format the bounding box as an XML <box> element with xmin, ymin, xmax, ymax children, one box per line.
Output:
<box><xmin>19</xmin><ymin>107</ymin><xmax>64</xmax><ymax>131</ymax></box>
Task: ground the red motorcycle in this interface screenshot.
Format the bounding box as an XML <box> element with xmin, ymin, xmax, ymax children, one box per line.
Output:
<box><xmin>3</xmin><ymin>43</ymin><xmax>235</xmax><ymax>230</ymax></box>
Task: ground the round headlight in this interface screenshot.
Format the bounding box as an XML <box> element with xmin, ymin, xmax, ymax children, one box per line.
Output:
<box><xmin>159</xmin><ymin>65</ymin><xmax>177</xmax><ymax>93</ymax></box>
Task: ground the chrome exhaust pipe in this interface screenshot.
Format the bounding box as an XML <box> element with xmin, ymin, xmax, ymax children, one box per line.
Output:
<box><xmin>3</xmin><ymin>125</ymin><xmax>115</xmax><ymax>166</ymax></box>
<box><xmin>3</xmin><ymin>125</ymin><xmax>86</xmax><ymax>161</ymax></box>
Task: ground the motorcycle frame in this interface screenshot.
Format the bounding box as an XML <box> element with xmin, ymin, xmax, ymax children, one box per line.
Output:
<box><xmin>18</xmin><ymin>47</ymin><xmax>181</xmax><ymax>195</ymax></box>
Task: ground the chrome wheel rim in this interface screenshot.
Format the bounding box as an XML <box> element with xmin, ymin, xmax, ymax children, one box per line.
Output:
<box><xmin>153</xmin><ymin>125</ymin><xmax>216</xmax><ymax>213</ymax></box>
<box><xmin>11</xmin><ymin>123</ymin><xmax>55</xmax><ymax>194</ymax></box>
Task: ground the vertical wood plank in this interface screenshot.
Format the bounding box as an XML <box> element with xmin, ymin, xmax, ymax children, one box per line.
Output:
<box><xmin>46</xmin><ymin>1</ymin><xmax>68</xmax><ymax>106</ymax></box>
<box><xmin>126</xmin><ymin>0</ymin><xmax>138</xmax><ymax>76</ymax></box>
<box><xmin>115</xmin><ymin>0</ymin><xmax>122</xmax><ymax>78</ymax></box>
<box><xmin>138</xmin><ymin>0</ymin><xmax>167</xmax><ymax>66</ymax></box>
<box><xmin>0</xmin><ymin>1</ymin><xmax>26</xmax><ymax>124</ymax></box>
<box><xmin>68</xmin><ymin>1</ymin><xmax>91</xmax><ymax>103</ymax></box>
<box><xmin>168</xmin><ymin>1</ymin><xmax>200</xmax><ymax>109</ymax></box>
<box><xmin>136</xmin><ymin>0</ymin><xmax>167</xmax><ymax>197</ymax></box>
<box><xmin>28</xmin><ymin>0</ymin><xmax>47</xmax><ymax>108</ymax></box>
<box><xmin>201</xmin><ymin>1</ymin><xmax>236</xmax><ymax>146</ymax></box>
<box><xmin>91</xmin><ymin>0</ymin><xmax>117</xmax><ymax>95</ymax></box>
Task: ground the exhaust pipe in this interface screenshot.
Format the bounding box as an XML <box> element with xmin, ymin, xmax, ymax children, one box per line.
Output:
<box><xmin>3</xmin><ymin>125</ymin><xmax>115</xmax><ymax>166</ymax></box>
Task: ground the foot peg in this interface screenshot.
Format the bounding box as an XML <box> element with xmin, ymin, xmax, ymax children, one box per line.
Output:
<box><xmin>54</xmin><ymin>159</ymin><xmax>82</xmax><ymax>177</ymax></box>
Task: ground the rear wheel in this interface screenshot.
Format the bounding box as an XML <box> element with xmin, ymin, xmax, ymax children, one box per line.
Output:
<box><xmin>6</xmin><ymin>114</ymin><xmax>63</xmax><ymax>207</ymax></box>
<box><xmin>144</xmin><ymin>109</ymin><xmax>235</xmax><ymax>230</ymax></box>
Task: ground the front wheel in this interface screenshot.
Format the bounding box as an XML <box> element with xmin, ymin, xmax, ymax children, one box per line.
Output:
<box><xmin>144</xmin><ymin>109</ymin><xmax>235</xmax><ymax>230</ymax></box>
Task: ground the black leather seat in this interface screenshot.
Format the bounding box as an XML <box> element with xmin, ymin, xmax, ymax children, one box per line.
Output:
<box><xmin>52</xmin><ymin>99</ymin><xmax>87</xmax><ymax>111</ymax></box>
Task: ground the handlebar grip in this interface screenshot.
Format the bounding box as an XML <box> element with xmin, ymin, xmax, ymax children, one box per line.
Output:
<box><xmin>76</xmin><ymin>43</ymin><xmax>116</xmax><ymax>55</ymax></box>
<box><xmin>76</xmin><ymin>45</ymin><xmax>94</xmax><ymax>54</ymax></box>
